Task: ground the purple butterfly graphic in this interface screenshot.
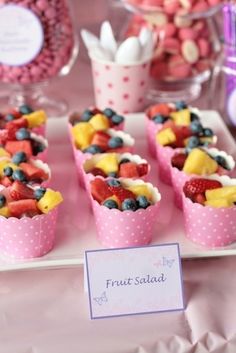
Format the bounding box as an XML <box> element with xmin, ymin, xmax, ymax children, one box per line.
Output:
<box><xmin>93</xmin><ymin>291</ymin><xmax>108</xmax><ymax>306</ymax></box>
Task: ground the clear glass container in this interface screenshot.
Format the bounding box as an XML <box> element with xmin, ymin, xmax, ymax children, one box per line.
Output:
<box><xmin>0</xmin><ymin>0</ymin><xmax>79</xmax><ymax>115</ymax></box>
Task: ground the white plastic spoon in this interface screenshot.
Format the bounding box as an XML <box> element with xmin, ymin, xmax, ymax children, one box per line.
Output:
<box><xmin>100</xmin><ymin>21</ymin><xmax>118</xmax><ymax>59</ymax></box>
<box><xmin>81</xmin><ymin>29</ymin><xmax>100</xmax><ymax>51</ymax></box>
<box><xmin>115</xmin><ymin>37</ymin><xmax>142</xmax><ymax>64</ymax></box>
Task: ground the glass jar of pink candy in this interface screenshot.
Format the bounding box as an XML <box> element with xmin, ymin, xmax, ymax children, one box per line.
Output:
<box><xmin>0</xmin><ymin>0</ymin><xmax>79</xmax><ymax>115</ymax></box>
<box><xmin>114</xmin><ymin>0</ymin><xmax>223</xmax><ymax>102</ymax></box>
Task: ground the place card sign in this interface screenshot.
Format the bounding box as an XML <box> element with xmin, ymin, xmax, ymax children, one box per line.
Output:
<box><xmin>85</xmin><ymin>243</ymin><xmax>185</xmax><ymax>319</ymax></box>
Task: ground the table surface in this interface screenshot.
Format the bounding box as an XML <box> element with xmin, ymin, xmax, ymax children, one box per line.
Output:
<box><xmin>1</xmin><ymin>1</ymin><xmax>236</xmax><ymax>352</ymax></box>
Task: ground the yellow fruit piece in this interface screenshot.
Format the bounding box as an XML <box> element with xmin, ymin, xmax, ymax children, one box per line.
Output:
<box><xmin>72</xmin><ymin>122</ymin><xmax>95</xmax><ymax>150</ymax></box>
<box><xmin>24</xmin><ymin>110</ymin><xmax>47</xmax><ymax>128</ymax></box>
<box><xmin>206</xmin><ymin>186</ymin><xmax>236</xmax><ymax>201</ymax></box>
<box><xmin>0</xmin><ymin>148</ymin><xmax>10</xmax><ymax>158</ymax></box>
<box><xmin>89</xmin><ymin>114</ymin><xmax>110</xmax><ymax>131</ymax></box>
<box><xmin>0</xmin><ymin>206</ymin><xmax>10</xmax><ymax>217</ymax></box>
<box><xmin>95</xmin><ymin>153</ymin><xmax>118</xmax><ymax>174</ymax></box>
<box><xmin>37</xmin><ymin>189</ymin><xmax>63</xmax><ymax>214</ymax></box>
<box><xmin>0</xmin><ymin>160</ymin><xmax>19</xmax><ymax>177</ymax></box>
<box><xmin>183</xmin><ymin>148</ymin><xmax>218</xmax><ymax>175</ymax></box>
<box><xmin>156</xmin><ymin>128</ymin><xmax>176</xmax><ymax>146</ymax></box>
<box><xmin>127</xmin><ymin>184</ymin><xmax>152</xmax><ymax>201</ymax></box>
<box><xmin>204</xmin><ymin>199</ymin><xmax>233</xmax><ymax>208</ymax></box>
<box><xmin>170</xmin><ymin>109</ymin><xmax>191</xmax><ymax>126</ymax></box>
<box><xmin>199</xmin><ymin>136</ymin><xmax>214</xmax><ymax>145</ymax></box>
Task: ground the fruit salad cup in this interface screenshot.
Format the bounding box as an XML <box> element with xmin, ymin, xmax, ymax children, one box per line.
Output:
<box><xmin>170</xmin><ymin>147</ymin><xmax>235</xmax><ymax>209</ymax></box>
<box><xmin>82</xmin><ymin>152</ymin><xmax>150</xmax><ymax>190</ymax></box>
<box><xmin>155</xmin><ymin>111</ymin><xmax>217</xmax><ymax>185</ymax></box>
<box><xmin>90</xmin><ymin>177</ymin><xmax>161</xmax><ymax>248</ymax></box>
<box><xmin>70</xmin><ymin>123</ymin><xmax>135</xmax><ymax>188</ymax></box>
<box><xmin>0</xmin><ymin>184</ymin><xmax>63</xmax><ymax>259</ymax></box>
<box><xmin>182</xmin><ymin>175</ymin><xmax>236</xmax><ymax>248</ymax></box>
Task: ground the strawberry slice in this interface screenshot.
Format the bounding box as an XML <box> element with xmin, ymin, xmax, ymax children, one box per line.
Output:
<box><xmin>8</xmin><ymin>199</ymin><xmax>38</xmax><ymax>218</ymax></box>
<box><xmin>171</xmin><ymin>153</ymin><xmax>187</xmax><ymax>170</ymax></box>
<box><xmin>90</xmin><ymin>178</ymin><xmax>113</xmax><ymax>203</ymax></box>
<box><xmin>183</xmin><ymin>178</ymin><xmax>222</xmax><ymax>201</ymax></box>
<box><xmin>90</xmin><ymin>131</ymin><xmax>110</xmax><ymax>150</ymax></box>
<box><xmin>149</xmin><ymin>103</ymin><xmax>171</xmax><ymax>118</ymax></box>
<box><xmin>192</xmin><ymin>193</ymin><xmax>206</xmax><ymax>205</ymax></box>
<box><xmin>1</xmin><ymin>176</ymin><xmax>12</xmax><ymax>187</ymax></box>
<box><xmin>137</xmin><ymin>163</ymin><xmax>149</xmax><ymax>177</ymax></box>
<box><xmin>108</xmin><ymin>186</ymin><xmax>135</xmax><ymax>202</ymax></box>
<box><xmin>5</xmin><ymin>117</ymin><xmax>28</xmax><ymax>131</ymax></box>
<box><xmin>20</xmin><ymin>162</ymin><xmax>48</xmax><ymax>181</ymax></box>
<box><xmin>10</xmin><ymin>181</ymin><xmax>35</xmax><ymax>200</ymax></box>
<box><xmin>5</xmin><ymin>140</ymin><xmax>33</xmax><ymax>157</ymax></box>
<box><xmin>0</xmin><ymin>129</ymin><xmax>9</xmax><ymax>144</ymax></box>
<box><xmin>119</xmin><ymin>162</ymin><xmax>139</xmax><ymax>178</ymax></box>
<box><xmin>90</xmin><ymin>167</ymin><xmax>107</xmax><ymax>177</ymax></box>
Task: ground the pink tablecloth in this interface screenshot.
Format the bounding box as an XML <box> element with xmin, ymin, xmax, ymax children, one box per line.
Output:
<box><xmin>0</xmin><ymin>1</ymin><xmax>236</xmax><ymax>352</ymax></box>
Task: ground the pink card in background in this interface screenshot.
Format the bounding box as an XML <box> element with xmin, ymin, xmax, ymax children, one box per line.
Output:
<box><xmin>85</xmin><ymin>243</ymin><xmax>185</xmax><ymax>319</ymax></box>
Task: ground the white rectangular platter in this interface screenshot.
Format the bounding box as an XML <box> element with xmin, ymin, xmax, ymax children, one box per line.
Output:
<box><xmin>0</xmin><ymin>111</ymin><xmax>236</xmax><ymax>271</ymax></box>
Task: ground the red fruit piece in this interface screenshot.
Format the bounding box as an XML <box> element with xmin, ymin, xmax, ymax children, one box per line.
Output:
<box><xmin>108</xmin><ymin>186</ymin><xmax>135</xmax><ymax>203</ymax></box>
<box><xmin>10</xmin><ymin>180</ymin><xmax>35</xmax><ymax>201</ymax></box>
<box><xmin>90</xmin><ymin>167</ymin><xmax>107</xmax><ymax>177</ymax></box>
<box><xmin>109</xmin><ymin>146</ymin><xmax>131</xmax><ymax>153</ymax></box>
<box><xmin>1</xmin><ymin>176</ymin><xmax>12</xmax><ymax>187</ymax></box>
<box><xmin>5</xmin><ymin>117</ymin><xmax>28</xmax><ymax>131</ymax></box>
<box><xmin>90</xmin><ymin>131</ymin><xmax>110</xmax><ymax>150</ymax></box>
<box><xmin>149</xmin><ymin>103</ymin><xmax>171</xmax><ymax>118</ymax></box>
<box><xmin>0</xmin><ymin>129</ymin><xmax>9</xmax><ymax>144</ymax></box>
<box><xmin>90</xmin><ymin>178</ymin><xmax>113</xmax><ymax>203</ymax></box>
<box><xmin>183</xmin><ymin>178</ymin><xmax>222</xmax><ymax>200</ymax></box>
<box><xmin>171</xmin><ymin>153</ymin><xmax>187</xmax><ymax>170</ymax></box>
<box><xmin>5</xmin><ymin>140</ymin><xmax>33</xmax><ymax>157</ymax></box>
<box><xmin>192</xmin><ymin>193</ymin><xmax>206</xmax><ymax>205</ymax></box>
<box><xmin>20</xmin><ymin>162</ymin><xmax>48</xmax><ymax>181</ymax></box>
<box><xmin>9</xmin><ymin>109</ymin><xmax>22</xmax><ymax>119</ymax></box>
<box><xmin>119</xmin><ymin>162</ymin><xmax>139</xmax><ymax>178</ymax></box>
<box><xmin>137</xmin><ymin>163</ymin><xmax>148</xmax><ymax>177</ymax></box>
<box><xmin>8</xmin><ymin>199</ymin><xmax>39</xmax><ymax>218</ymax></box>
<box><xmin>172</xmin><ymin>126</ymin><xmax>192</xmax><ymax>148</ymax></box>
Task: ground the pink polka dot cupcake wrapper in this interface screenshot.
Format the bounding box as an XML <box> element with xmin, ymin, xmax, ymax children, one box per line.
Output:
<box><xmin>91</xmin><ymin>178</ymin><xmax>161</xmax><ymax>248</ymax></box>
<box><xmin>90</xmin><ymin>56</ymin><xmax>151</xmax><ymax>114</ymax></box>
<box><xmin>30</xmin><ymin>132</ymin><xmax>48</xmax><ymax>162</ymax></box>
<box><xmin>0</xmin><ymin>208</ymin><xmax>58</xmax><ymax>259</ymax></box>
<box><xmin>156</xmin><ymin>144</ymin><xmax>183</xmax><ymax>186</ymax></box>
<box><xmin>182</xmin><ymin>196</ymin><xmax>236</xmax><ymax>249</ymax></box>
<box><xmin>145</xmin><ymin>115</ymin><xmax>163</xmax><ymax>159</ymax></box>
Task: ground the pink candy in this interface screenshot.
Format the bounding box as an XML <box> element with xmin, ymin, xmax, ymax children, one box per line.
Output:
<box><xmin>0</xmin><ymin>0</ymin><xmax>74</xmax><ymax>85</ymax></box>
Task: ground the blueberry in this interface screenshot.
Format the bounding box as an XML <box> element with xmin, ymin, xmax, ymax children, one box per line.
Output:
<box><xmin>5</xmin><ymin>114</ymin><xmax>15</xmax><ymax>122</ymax></box>
<box><xmin>32</xmin><ymin>141</ymin><xmax>45</xmax><ymax>155</ymax></box>
<box><xmin>119</xmin><ymin>158</ymin><xmax>130</xmax><ymax>165</ymax></box>
<box><xmin>175</xmin><ymin>101</ymin><xmax>187</xmax><ymax>110</ymax></box>
<box><xmin>108</xmin><ymin>136</ymin><xmax>123</xmax><ymax>149</ymax></box>
<box><xmin>103</xmin><ymin>108</ymin><xmax>115</xmax><ymax>118</ymax></box>
<box><xmin>0</xmin><ymin>194</ymin><xmax>6</xmax><ymax>208</ymax></box>
<box><xmin>107</xmin><ymin>179</ymin><xmax>121</xmax><ymax>187</ymax></box>
<box><xmin>190</xmin><ymin>121</ymin><xmax>203</xmax><ymax>134</ymax></box>
<box><xmin>3</xmin><ymin>166</ymin><xmax>13</xmax><ymax>177</ymax></box>
<box><xmin>19</xmin><ymin>104</ymin><xmax>33</xmax><ymax>115</ymax></box>
<box><xmin>187</xmin><ymin>136</ymin><xmax>200</xmax><ymax>149</ymax></box>
<box><xmin>111</xmin><ymin>114</ymin><xmax>124</xmax><ymax>125</ymax></box>
<box><xmin>108</xmin><ymin>172</ymin><xmax>117</xmax><ymax>178</ymax></box>
<box><xmin>190</xmin><ymin>112</ymin><xmax>200</xmax><ymax>122</ymax></box>
<box><xmin>83</xmin><ymin>145</ymin><xmax>103</xmax><ymax>154</ymax></box>
<box><xmin>215</xmin><ymin>155</ymin><xmax>228</xmax><ymax>169</ymax></box>
<box><xmin>81</xmin><ymin>109</ymin><xmax>93</xmax><ymax>122</ymax></box>
<box><xmin>12</xmin><ymin>151</ymin><xmax>27</xmax><ymax>165</ymax></box>
<box><xmin>203</xmin><ymin>128</ymin><xmax>213</xmax><ymax>137</ymax></box>
<box><xmin>12</xmin><ymin>169</ymin><xmax>27</xmax><ymax>182</ymax></box>
<box><xmin>15</xmin><ymin>128</ymin><xmax>31</xmax><ymax>140</ymax></box>
<box><xmin>102</xmin><ymin>199</ymin><xmax>119</xmax><ymax>209</ymax></box>
<box><xmin>121</xmin><ymin>198</ymin><xmax>138</xmax><ymax>211</ymax></box>
<box><xmin>34</xmin><ymin>187</ymin><xmax>46</xmax><ymax>200</ymax></box>
<box><xmin>136</xmin><ymin>195</ymin><xmax>150</xmax><ymax>209</ymax></box>
<box><xmin>153</xmin><ymin>114</ymin><xmax>167</xmax><ymax>124</ymax></box>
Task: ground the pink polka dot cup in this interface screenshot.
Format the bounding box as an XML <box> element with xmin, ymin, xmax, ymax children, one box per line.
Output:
<box><xmin>90</xmin><ymin>55</ymin><xmax>151</xmax><ymax>114</ymax></box>
<box><xmin>91</xmin><ymin>178</ymin><xmax>161</xmax><ymax>248</ymax></box>
<box><xmin>182</xmin><ymin>175</ymin><xmax>236</xmax><ymax>248</ymax></box>
<box><xmin>0</xmin><ymin>208</ymin><xmax>58</xmax><ymax>259</ymax></box>
<box><xmin>156</xmin><ymin>144</ymin><xmax>183</xmax><ymax>185</ymax></box>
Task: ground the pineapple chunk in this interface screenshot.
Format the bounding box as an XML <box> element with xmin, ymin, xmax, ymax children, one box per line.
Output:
<box><xmin>205</xmin><ymin>199</ymin><xmax>233</xmax><ymax>208</ymax></box>
<box><xmin>89</xmin><ymin>114</ymin><xmax>110</xmax><ymax>131</ymax></box>
<box><xmin>0</xmin><ymin>206</ymin><xmax>10</xmax><ymax>217</ymax></box>
<box><xmin>72</xmin><ymin>122</ymin><xmax>95</xmax><ymax>150</ymax></box>
<box><xmin>24</xmin><ymin>110</ymin><xmax>47</xmax><ymax>128</ymax></box>
<box><xmin>127</xmin><ymin>184</ymin><xmax>152</xmax><ymax>201</ymax></box>
<box><xmin>183</xmin><ymin>148</ymin><xmax>218</xmax><ymax>175</ymax></box>
<box><xmin>95</xmin><ymin>153</ymin><xmax>118</xmax><ymax>174</ymax></box>
<box><xmin>37</xmin><ymin>189</ymin><xmax>63</xmax><ymax>214</ymax></box>
<box><xmin>170</xmin><ymin>109</ymin><xmax>191</xmax><ymax>126</ymax></box>
<box><xmin>206</xmin><ymin>186</ymin><xmax>236</xmax><ymax>201</ymax></box>
<box><xmin>156</xmin><ymin>128</ymin><xmax>176</xmax><ymax>146</ymax></box>
<box><xmin>0</xmin><ymin>148</ymin><xmax>10</xmax><ymax>158</ymax></box>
